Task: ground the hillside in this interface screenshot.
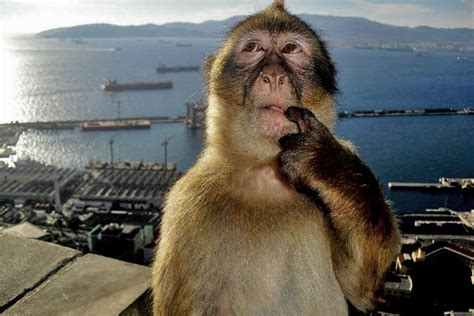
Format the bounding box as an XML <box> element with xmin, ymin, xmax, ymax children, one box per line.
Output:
<box><xmin>36</xmin><ymin>14</ymin><xmax>474</xmax><ymax>46</ymax></box>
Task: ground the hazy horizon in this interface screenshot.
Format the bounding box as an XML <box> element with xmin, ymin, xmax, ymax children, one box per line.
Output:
<box><xmin>1</xmin><ymin>0</ymin><xmax>473</xmax><ymax>37</ymax></box>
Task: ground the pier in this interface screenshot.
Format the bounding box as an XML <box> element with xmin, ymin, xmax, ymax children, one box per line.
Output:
<box><xmin>338</xmin><ymin>107</ymin><xmax>473</xmax><ymax>118</ymax></box>
<box><xmin>0</xmin><ymin>107</ymin><xmax>471</xmax><ymax>132</ymax></box>
<box><xmin>388</xmin><ymin>178</ymin><xmax>474</xmax><ymax>192</ymax></box>
<box><xmin>184</xmin><ymin>105</ymin><xmax>473</xmax><ymax>128</ymax></box>
<box><xmin>0</xmin><ymin>116</ymin><xmax>185</xmax><ymax>131</ymax></box>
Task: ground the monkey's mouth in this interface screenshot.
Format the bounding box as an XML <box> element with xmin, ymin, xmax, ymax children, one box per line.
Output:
<box><xmin>262</xmin><ymin>105</ymin><xmax>285</xmax><ymax>114</ymax></box>
<box><xmin>258</xmin><ymin>104</ymin><xmax>297</xmax><ymax>139</ymax></box>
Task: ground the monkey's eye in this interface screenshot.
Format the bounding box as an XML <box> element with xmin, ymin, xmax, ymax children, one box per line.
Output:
<box><xmin>242</xmin><ymin>42</ymin><xmax>263</xmax><ymax>53</ymax></box>
<box><xmin>282</xmin><ymin>43</ymin><xmax>302</xmax><ymax>54</ymax></box>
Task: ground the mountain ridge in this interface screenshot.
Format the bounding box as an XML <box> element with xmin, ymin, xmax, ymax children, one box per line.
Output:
<box><xmin>36</xmin><ymin>14</ymin><xmax>474</xmax><ymax>46</ymax></box>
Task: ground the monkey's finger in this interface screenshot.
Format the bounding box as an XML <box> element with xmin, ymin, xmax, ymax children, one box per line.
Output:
<box><xmin>285</xmin><ymin>107</ymin><xmax>318</xmax><ymax>133</ymax></box>
<box><xmin>279</xmin><ymin>132</ymin><xmax>314</xmax><ymax>149</ymax></box>
<box><xmin>279</xmin><ymin>133</ymin><xmax>303</xmax><ymax>149</ymax></box>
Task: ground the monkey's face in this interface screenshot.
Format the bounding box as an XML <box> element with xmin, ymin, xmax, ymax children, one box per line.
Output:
<box><xmin>233</xmin><ymin>30</ymin><xmax>316</xmax><ymax>139</ymax></box>
<box><xmin>205</xmin><ymin>1</ymin><xmax>337</xmax><ymax>160</ymax></box>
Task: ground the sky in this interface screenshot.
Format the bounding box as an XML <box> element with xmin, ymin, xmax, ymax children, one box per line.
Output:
<box><xmin>1</xmin><ymin>0</ymin><xmax>473</xmax><ymax>35</ymax></box>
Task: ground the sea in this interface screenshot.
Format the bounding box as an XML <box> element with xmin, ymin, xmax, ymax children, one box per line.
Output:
<box><xmin>1</xmin><ymin>36</ymin><xmax>473</xmax><ymax>214</ymax></box>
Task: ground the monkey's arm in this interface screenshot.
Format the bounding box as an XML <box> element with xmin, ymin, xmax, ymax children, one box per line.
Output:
<box><xmin>278</xmin><ymin>107</ymin><xmax>400</xmax><ymax>312</ymax></box>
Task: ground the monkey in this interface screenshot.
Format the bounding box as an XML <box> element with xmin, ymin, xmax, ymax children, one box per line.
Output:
<box><xmin>151</xmin><ymin>1</ymin><xmax>400</xmax><ymax>315</ymax></box>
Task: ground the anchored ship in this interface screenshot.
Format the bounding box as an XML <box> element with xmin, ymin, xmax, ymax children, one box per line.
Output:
<box><xmin>156</xmin><ymin>65</ymin><xmax>200</xmax><ymax>73</ymax></box>
<box><xmin>101</xmin><ymin>78</ymin><xmax>172</xmax><ymax>91</ymax></box>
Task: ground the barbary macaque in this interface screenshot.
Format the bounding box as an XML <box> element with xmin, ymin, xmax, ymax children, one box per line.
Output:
<box><xmin>152</xmin><ymin>1</ymin><xmax>400</xmax><ymax>314</ymax></box>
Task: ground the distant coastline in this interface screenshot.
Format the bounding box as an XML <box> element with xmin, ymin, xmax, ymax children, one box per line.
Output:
<box><xmin>34</xmin><ymin>14</ymin><xmax>474</xmax><ymax>53</ymax></box>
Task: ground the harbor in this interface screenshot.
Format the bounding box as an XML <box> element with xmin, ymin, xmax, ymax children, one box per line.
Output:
<box><xmin>1</xmin><ymin>107</ymin><xmax>471</xmax><ymax>132</ymax></box>
<box><xmin>0</xmin><ymin>117</ymin><xmax>185</xmax><ymax>161</ymax></box>
<box><xmin>185</xmin><ymin>103</ymin><xmax>474</xmax><ymax>128</ymax></box>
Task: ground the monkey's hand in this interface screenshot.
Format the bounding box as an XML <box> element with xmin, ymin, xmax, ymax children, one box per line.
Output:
<box><xmin>278</xmin><ymin>106</ymin><xmax>399</xmax><ymax>312</ymax></box>
<box><xmin>278</xmin><ymin>106</ymin><xmax>358</xmax><ymax>191</ymax></box>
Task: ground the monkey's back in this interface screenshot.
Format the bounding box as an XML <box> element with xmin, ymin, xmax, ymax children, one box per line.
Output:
<box><xmin>152</xmin><ymin>164</ymin><xmax>348</xmax><ymax>315</ymax></box>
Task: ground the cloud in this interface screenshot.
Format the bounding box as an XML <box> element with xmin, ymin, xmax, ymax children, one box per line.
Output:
<box><xmin>0</xmin><ymin>1</ymin><xmax>39</xmax><ymax>15</ymax></box>
<box><xmin>349</xmin><ymin>0</ymin><xmax>473</xmax><ymax>28</ymax></box>
<box><xmin>354</xmin><ymin>0</ymin><xmax>432</xmax><ymax>18</ymax></box>
<box><xmin>1</xmin><ymin>0</ymin><xmax>473</xmax><ymax>34</ymax></box>
<box><xmin>454</xmin><ymin>0</ymin><xmax>474</xmax><ymax>9</ymax></box>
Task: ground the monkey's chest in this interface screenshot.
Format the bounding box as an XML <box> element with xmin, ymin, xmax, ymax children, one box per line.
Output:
<box><xmin>216</xmin><ymin>208</ymin><xmax>347</xmax><ymax>315</ymax></box>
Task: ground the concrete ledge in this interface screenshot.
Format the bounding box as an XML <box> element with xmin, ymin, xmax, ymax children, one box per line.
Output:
<box><xmin>0</xmin><ymin>233</ymin><xmax>152</xmax><ymax>315</ymax></box>
<box><xmin>0</xmin><ymin>233</ymin><xmax>80</xmax><ymax>310</ymax></box>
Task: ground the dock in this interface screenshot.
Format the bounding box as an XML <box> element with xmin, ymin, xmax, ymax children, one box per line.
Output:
<box><xmin>338</xmin><ymin>107</ymin><xmax>473</xmax><ymax>118</ymax></box>
<box><xmin>1</xmin><ymin>107</ymin><xmax>471</xmax><ymax>133</ymax></box>
<box><xmin>0</xmin><ymin>116</ymin><xmax>185</xmax><ymax>131</ymax></box>
<box><xmin>0</xmin><ymin>116</ymin><xmax>186</xmax><ymax>159</ymax></box>
<box><xmin>80</xmin><ymin>119</ymin><xmax>151</xmax><ymax>131</ymax></box>
<box><xmin>388</xmin><ymin>178</ymin><xmax>474</xmax><ymax>192</ymax></box>
<box><xmin>184</xmin><ymin>104</ymin><xmax>473</xmax><ymax>128</ymax></box>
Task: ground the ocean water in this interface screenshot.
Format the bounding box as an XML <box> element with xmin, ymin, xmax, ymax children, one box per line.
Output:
<box><xmin>1</xmin><ymin>37</ymin><xmax>473</xmax><ymax>213</ymax></box>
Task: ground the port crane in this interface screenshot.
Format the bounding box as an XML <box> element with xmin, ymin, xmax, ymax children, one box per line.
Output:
<box><xmin>109</xmin><ymin>135</ymin><xmax>116</xmax><ymax>168</ymax></box>
<box><xmin>161</xmin><ymin>136</ymin><xmax>173</xmax><ymax>166</ymax></box>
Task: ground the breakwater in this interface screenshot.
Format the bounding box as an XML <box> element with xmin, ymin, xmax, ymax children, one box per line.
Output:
<box><xmin>338</xmin><ymin>107</ymin><xmax>472</xmax><ymax>118</ymax></box>
<box><xmin>0</xmin><ymin>116</ymin><xmax>185</xmax><ymax>131</ymax></box>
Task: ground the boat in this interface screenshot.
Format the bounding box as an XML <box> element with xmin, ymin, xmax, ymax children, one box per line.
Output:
<box><xmin>456</xmin><ymin>56</ymin><xmax>473</xmax><ymax>62</ymax></box>
<box><xmin>101</xmin><ymin>78</ymin><xmax>172</xmax><ymax>91</ymax></box>
<box><xmin>80</xmin><ymin>120</ymin><xmax>151</xmax><ymax>131</ymax></box>
<box><xmin>72</xmin><ymin>39</ymin><xmax>88</xmax><ymax>44</ymax></box>
<box><xmin>0</xmin><ymin>147</ymin><xmax>15</xmax><ymax>158</ymax></box>
<box><xmin>352</xmin><ymin>45</ymin><xmax>413</xmax><ymax>52</ymax></box>
<box><xmin>156</xmin><ymin>65</ymin><xmax>200</xmax><ymax>73</ymax></box>
<box><xmin>176</xmin><ymin>43</ymin><xmax>192</xmax><ymax>47</ymax></box>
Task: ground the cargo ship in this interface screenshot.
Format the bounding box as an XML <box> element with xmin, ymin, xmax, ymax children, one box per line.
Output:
<box><xmin>0</xmin><ymin>147</ymin><xmax>16</xmax><ymax>158</ymax></box>
<box><xmin>156</xmin><ymin>65</ymin><xmax>200</xmax><ymax>73</ymax></box>
<box><xmin>352</xmin><ymin>45</ymin><xmax>414</xmax><ymax>52</ymax></box>
<box><xmin>101</xmin><ymin>78</ymin><xmax>172</xmax><ymax>91</ymax></box>
<box><xmin>80</xmin><ymin>120</ymin><xmax>151</xmax><ymax>131</ymax></box>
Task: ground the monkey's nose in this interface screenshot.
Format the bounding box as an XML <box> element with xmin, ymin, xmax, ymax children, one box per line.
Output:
<box><xmin>260</xmin><ymin>66</ymin><xmax>287</xmax><ymax>90</ymax></box>
<box><xmin>261</xmin><ymin>73</ymin><xmax>286</xmax><ymax>85</ymax></box>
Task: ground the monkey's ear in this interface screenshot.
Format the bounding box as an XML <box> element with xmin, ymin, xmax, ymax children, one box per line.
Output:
<box><xmin>269</xmin><ymin>0</ymin><xmax>286</xmax><ymax>11</ymax></box>
<box><xmin>203</xmin><ymin>54</ymin><xmax>215</xmax><ymax>82</ymax></box>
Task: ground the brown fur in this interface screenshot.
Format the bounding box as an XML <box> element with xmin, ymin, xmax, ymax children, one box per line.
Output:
<box><xmin>278</xmin><ymin>106</ymin><xmax>400</xmax><ymax>310</ymax></box>
<box><xmin>152</xmin><ymin>1</ymin><xmax>400</xmax><ymax>314</ymax></box>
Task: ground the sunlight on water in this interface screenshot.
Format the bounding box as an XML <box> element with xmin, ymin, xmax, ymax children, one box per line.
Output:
<box><xmin>0</xmin><ymin>37</ymin><xmax>20</xmax><ymax>123</ymax></box>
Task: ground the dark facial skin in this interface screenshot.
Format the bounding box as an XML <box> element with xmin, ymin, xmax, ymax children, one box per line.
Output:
<box><xmin>235</xmin><ymin>31</ymin><xmax>312</xmax><ymax>106</ymax></box>
<box><xmin>222</xmin><ymin>30</ymin><xmax>335</xmax><ymax>141</ymax></box>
